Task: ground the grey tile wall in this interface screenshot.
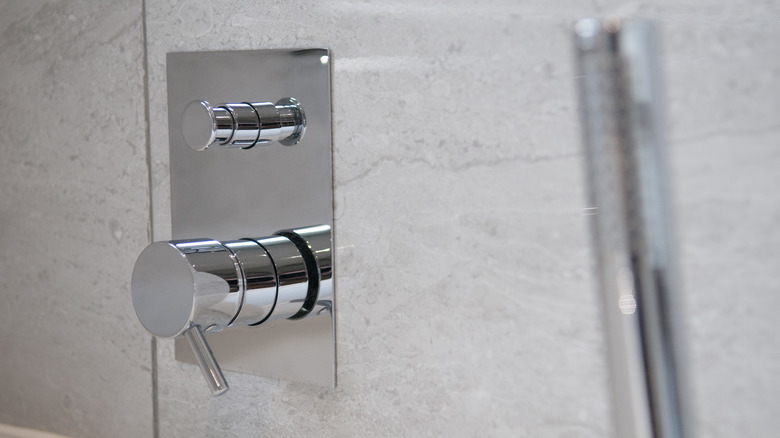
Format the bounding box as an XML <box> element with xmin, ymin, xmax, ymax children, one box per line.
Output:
<box><xmin>0</xmin><ymin>0</ymin><xmax>777</xmax><ymax>437</ymax></box>
<box><xmin>0</xmin><ymin>1</ymin><xmax>152</xmax><ymax>437</ymax></box>
<box><xmin>667</xmin><ymin>9</ymin><xmax>780</xmax><ymax>435</ymax></box>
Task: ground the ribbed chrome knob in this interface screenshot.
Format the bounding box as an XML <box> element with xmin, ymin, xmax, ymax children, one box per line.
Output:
<box><xmin>180</xmin><ymin>98</ymin><xmax>306</xmax><ymax>151</ymax></box>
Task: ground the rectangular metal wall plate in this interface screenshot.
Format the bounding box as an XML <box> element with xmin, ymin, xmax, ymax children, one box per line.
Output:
<box><xmin>166</xmin><ymin>49</ymin><xmax>334</xmax><ymax>387</ymax></box>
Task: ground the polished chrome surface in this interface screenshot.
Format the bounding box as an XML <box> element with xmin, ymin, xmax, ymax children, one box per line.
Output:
<box><xmin>250</xmin><ymin>235</ymin><xmax>309</xmax><ymax>321</ymax></box>
<box><xmin>223</xmin><ymin>103</ymin><xmax>260</xmax><ymax>148</ymax></box>
<box><xmin>167</xmin><ymin>48</ymin><xmax>334</xmax><ymax>388</ymax></box>
<box><xmin>180</xmin><ymin>98</ymin><xmax>306</xmax><ymax>151</ymax></box>
<box><xmin>277</xmin><ymin>224</ymin><xmax>333</xmax><ymax>319</ymax></box>
<box><xmin>574</xmin><ymin>18</ymin><xmax>692</xmax><ymax>438</ymax></box>
<box><xmin>272</xmin><ymin>97</ymin><xmax>306</xmax><ymax>146</ymax></box>
<box><xmin>185</xmin><ymin>325</ymin><xmax>229</xmax><ymax>396</ymax></box>
<box><xmin>223</xmin><ymin>240</ymin><xmax>277</xmax><ymax>326</ymax></box>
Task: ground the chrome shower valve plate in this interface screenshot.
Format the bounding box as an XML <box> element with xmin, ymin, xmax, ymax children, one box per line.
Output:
<box><xmin>166</xmin><ymin>49</ymin><xmax>334</xmax><ymax>387</ymax></box>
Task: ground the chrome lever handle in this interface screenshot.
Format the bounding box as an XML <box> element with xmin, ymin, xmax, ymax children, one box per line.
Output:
<box><xmin>181</xmin><ymin>97</ymin><xmax>306</xmax><ymax>151</ymax></box>
<box><xmin>185</xmin><ymin>325</ymin><xmax>228</xmax><ymax>396</ymax></box>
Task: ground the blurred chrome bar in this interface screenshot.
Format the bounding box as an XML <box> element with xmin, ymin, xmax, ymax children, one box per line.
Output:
<box><xmin>574</xmin><ymin>18</ymin><xmax>692</xmax><ymax>438</ymax></box>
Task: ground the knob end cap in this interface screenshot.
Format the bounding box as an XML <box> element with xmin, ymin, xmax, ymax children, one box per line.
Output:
<box><xmin>181</xmin><ymin>100</ymin><xmax>234</xmax><ymax>151</ymax></box>
<box><xmin>131</xmin><ymin>242</ymin><xmax>196</xmax><ymax>338</ymax></box>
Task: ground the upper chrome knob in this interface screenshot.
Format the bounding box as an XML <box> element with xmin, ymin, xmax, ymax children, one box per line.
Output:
<box><xmin>181</xmin><ymin>101</ymin><xmax>234</xmax><ymax>152</ymax></box>
<box><xmin>180</xmin><ymin>98</ymin><xmax>306</xmax><ymax>151</ymax></box>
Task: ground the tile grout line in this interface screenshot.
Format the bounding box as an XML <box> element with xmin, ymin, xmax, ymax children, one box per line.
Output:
<box><xmin>139</xmin><ymin>0</ymin><xmax>159</xmax><ymax>437</ymax></box>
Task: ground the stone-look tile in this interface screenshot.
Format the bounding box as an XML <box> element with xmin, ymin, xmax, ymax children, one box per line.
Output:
<box><xmin>0</xmin><ymin>1</ymin><xmax>152</xmax><ymax>437</ymax></box>
<box><xmin>146</xmin><ymin>0</ymin><xmax>780</xmax><ymax>437</ymax></box>
<box><xmin>660</xmin><ymin>8</ymin><xmax>780</xmax><ymax>437</ymax></box>
<box><xmin>675</xmin><ymin>132</ymin><xmax>780</xmax><ymax>438</ymax></box>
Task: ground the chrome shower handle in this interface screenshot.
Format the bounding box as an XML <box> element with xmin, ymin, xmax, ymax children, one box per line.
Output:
<box><xmin>181</xmin><ymin>97</ymin><xmax>306</xmax><ymax>151</ymax></box>
<box><xmin>131</xmin><ymin>225</ymin><xmax>331</xmax><ymax>395</ymax></box>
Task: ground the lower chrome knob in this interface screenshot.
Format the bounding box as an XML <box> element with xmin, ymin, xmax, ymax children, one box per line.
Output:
<box><xmin>131</xmin><ymin>225</ymin><xmax>330</xmax><ymax>395</ymax></box>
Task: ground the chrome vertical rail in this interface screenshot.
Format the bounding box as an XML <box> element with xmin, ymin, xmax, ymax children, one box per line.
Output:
<box><xmin>574</xmin><ymin>18</ymin><xmax>692</xmax><ymax>438</ymax></box>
